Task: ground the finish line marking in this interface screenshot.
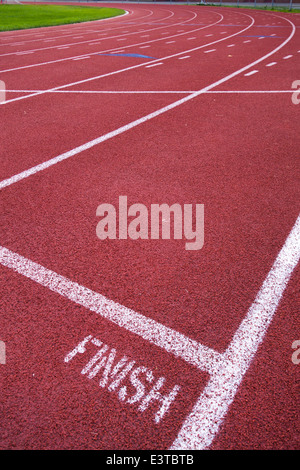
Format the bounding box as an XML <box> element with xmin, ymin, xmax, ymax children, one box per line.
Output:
<box><xmin>0</xmin><ymin>212</ymin><xmax>299</xmax><ymax>448</ymax></box>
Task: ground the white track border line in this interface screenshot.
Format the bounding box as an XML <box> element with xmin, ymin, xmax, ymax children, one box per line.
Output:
<box><xmin>0</xmin><ymin>14</ymin><xmax>295</xmax><ymax>190</ymax></box>
<box><xmin>171</xmin><ymin>212</ymin><xmax>300</xmax><ymax>450</ymax></box>
<box><xmin>0</xmin><ymin>244</ymin><xmax>222</xmax><ymax>375</ymax></box>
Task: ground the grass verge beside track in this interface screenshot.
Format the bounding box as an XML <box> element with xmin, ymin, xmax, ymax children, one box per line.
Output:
<box><xmin>0</xmin><ymin>4</ymin><xmax>125</xmax><ymax>32</ymax></box>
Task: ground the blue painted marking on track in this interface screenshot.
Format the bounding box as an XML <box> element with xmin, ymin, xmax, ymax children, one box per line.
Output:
<box><xmin>98</xmin><ymin>53</ymin><xmax>157</xmax><ymax>59</ymax></box>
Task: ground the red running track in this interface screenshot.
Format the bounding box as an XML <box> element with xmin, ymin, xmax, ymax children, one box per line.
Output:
<box><xmin>0</xmin><ymin>2</ymin><xmax>299</xmax><ymax>451</ymax></box>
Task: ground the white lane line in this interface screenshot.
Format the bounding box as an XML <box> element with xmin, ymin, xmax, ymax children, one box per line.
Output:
<box><xmin>266</xmin><ymin>61</ymin><xmax>277</xmax><ymax>67</ymax></box>
<box><xmin>205</xmin><ymin>34</ymin><xmax>213</xmax><ymax>37</ymax></box>
<box><xmin>244</xmin><ymin>69</ymin><xmax>258</xmax><ymax>76</ymax></box>
<box><xmin>166</xmin><ymin>40</ymin><xmax>176</xmax><ymax>44</ymax></box>
<box><xmin>204</xmin><ymin>49</ymin><xmax>216</xmax><ymax>53</ymax></box>
<box><xmin>243</xmin><ymin>40</ymin><xmax>251</xmax><ymax>43</ymax></box>
<box><xmin>187</xmin><ymin>37</ymin><xmax>196</xmax><ymax>40</ymax></box>
<box><xmin>73</xmin><ymin>56</ymin><xmax>90</xmax><ymax>61</ymax></box>
<box><xmin>171</xmin><ymin>213</ymin><xmax>300</xmax><ymax>450</ymax></box>
<box><xmin>145</xmin><ymin>62</ymin><xmax>163</xmax><ymax>68</ymax></box>
<box><xmin>57</xmin><ymin>46</ymin><xmax>70</xmax><ymax>50</ymax></box>
<box><xmin>283</xmin><ymin>54</ymin><xmax>293</xmax><ymax>59</ymax></box>
<box><xmin>139</xmin><ymin>45</ymin><xmax>150</xmax><ymax>48</ymax></box>
<box><xmin>0</xmin><ymin>15</ymin><xmax>295</xmax><ymax>190</ymax></box>
<box><xmin>15</xmin><ymin>51</ymin><xmax>34</xmax><ymax>55</ymax></box>
<box><xmin>227</xmin><ymin>44</ymin><xmax>235</xmax><ymax>47</ymax></box>
<box><xmin>178</xmin><ymin>55</ymin><xmax>190</xmax><ymax>60</ymax></box>
<box><xmin>0</xmin><ymin>245</ymin><xmax>222</xmax><ymax>375</ymax></box>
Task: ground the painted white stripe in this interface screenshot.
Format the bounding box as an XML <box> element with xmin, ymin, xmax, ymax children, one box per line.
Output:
<box><xmin>244</xmin><ymin>70</ymin><xmax>258</xmax><ymax>76</ymax></box>
<box><xmin>178</xmin><ymin>56</ymin><xmax>190</xmax><ymax>60</ymax></box>
<box><xmin>170</xmin><ymin>213</ymin><xmax>300</xmax><ymax>450</ymax></box>
<box><xmin>0</xmin><ymin>245</ymin><xmax>222</xmax><ymax>375</ymax></box>
<box><xmin>266</xmin><ymin>61</ymin><xmax>277</xmax><ymax>67</ymax></box>
<box><xmin>73</xmin><ymin>56</ymin><xmax>90</xmax><ymax>61</ymax></box>
<box><xmin>283</xmin><ymin>54</ymin><xmax>293</xmax><ymax>59</ymax></box>
<box><xmin>204</xmin><ymin>49</ymin><xmax>216</xmax><ymax>53</ymax></box>
<box><xmin>145</xmin><ymin>62</ymin><xmax>163</xmax><ymax>68</ymax></box>
<box><xmin>0</xmin><ymin>16</ymin><xmax>295</xmax><ymax>190</ymax></box>
<box><xmin>227</xmin><ymin>44</ymin><xmax>235</xmax><ymax>47</ymax></box>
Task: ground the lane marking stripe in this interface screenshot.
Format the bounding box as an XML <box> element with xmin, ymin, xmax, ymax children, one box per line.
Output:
<box><xmin>171</xmin><ymin>213</ymin><xmax>300</xmax><ymax>449</ymax></box>
<box><xmin>0</xmin><ymin>245</ymin><xmax>222</xmax><ymax>375</ymax></box>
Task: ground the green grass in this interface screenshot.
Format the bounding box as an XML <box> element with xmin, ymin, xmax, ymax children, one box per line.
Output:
<box><xmin>0</xmin><ymin>4</ymin><xmax>125</xmax><ymax>32</ymax></box>
<box><xmin>197</xmin><ymin>3</ymin><xmax>300</xmax><ymax>13</ymax></box>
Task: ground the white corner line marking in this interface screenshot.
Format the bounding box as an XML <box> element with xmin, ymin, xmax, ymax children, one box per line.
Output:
<box><xmin>170</xmin><ymin>212</ymin><xmax>300</xmax><ymax>450</ymax></box>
